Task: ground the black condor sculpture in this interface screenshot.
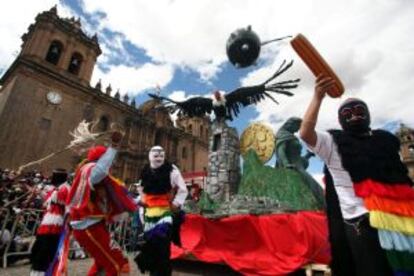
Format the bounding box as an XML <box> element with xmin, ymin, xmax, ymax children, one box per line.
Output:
<box><xmin>148</xmin><ymin>60</ymin><xmax>299</xmax><ymax>121</ymax></box>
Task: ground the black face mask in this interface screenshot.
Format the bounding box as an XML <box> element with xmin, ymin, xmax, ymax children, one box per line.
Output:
<box><xmin>338</xmin><ymin>100</ymin><xmax>371</xmax><ymax>134</ymax></box>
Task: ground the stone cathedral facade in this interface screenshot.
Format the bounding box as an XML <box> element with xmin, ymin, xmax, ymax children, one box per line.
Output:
<box><xmin>0</xmin><ymin>7</ymin><xmax>210</xmax><ymax>182</ymax></box>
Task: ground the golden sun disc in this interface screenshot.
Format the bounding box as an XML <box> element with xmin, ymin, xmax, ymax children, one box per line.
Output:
<box><xmin>240</xmin><ymin>122</ymin><xmax>275</xmax><ymax>163</ymax></box>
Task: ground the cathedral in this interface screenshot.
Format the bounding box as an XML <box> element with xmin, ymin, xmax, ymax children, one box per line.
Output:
<box><xmin>0</xmin><ymin>7</ymin><xmax>210</xmax><ymax>182</ymax></box>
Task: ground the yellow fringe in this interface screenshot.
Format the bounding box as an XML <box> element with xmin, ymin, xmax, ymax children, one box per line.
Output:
<box><xmin>370</xmin><ymin>211</ymin><xmax>414</xmax><ymax>235</ymax></box>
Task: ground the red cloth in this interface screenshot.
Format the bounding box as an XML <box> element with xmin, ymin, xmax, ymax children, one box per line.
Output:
<box><xmin>73</xmin><ymin>222</ymin><xmax>129</xmax><ymax>276</ymax></box>
<box><xmin>87</xmin><ymin>146</ymin><xmax>107</xmax><ymax>161</ymax></box>
<box><xmin>67</xmin><ymin>163</ymin><xmax>136</xmax><ymax>221</ymax></box>
<box><xmin>171</xmin><ymin>211</ymin><xmax>330</xmax><ymax>276</ymax></box>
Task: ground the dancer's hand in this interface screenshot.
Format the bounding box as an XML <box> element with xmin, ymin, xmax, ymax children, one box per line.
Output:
<box><xmin>315</xmin><ymin>75</ymin><xmax>335</xmax><ymax>101</ymax></box>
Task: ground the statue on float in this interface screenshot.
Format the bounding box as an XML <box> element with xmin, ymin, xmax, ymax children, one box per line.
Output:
<box><xmin>274</xmin><ymin>117</ymin><xmax>325</xmax><ymax>208</ymax></box>
<box><xmin>238</xmin><ymin>121</ymin><xmax>325</xmax><ymax>211</ymax></box>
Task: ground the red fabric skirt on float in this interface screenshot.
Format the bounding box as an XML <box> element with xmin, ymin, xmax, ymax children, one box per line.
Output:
<box><xmin>171</xmin><ymin>211</ymin><xmax>330</xmax><ymax>276</ymax></box>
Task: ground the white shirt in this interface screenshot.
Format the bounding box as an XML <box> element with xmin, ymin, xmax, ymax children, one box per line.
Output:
<box><xmin>170</xmin><ymin>165</ymin><xmax>188</xmax><ymax>207</ymax></box>
<box><xmin>305</xmin><ymin>131</ymin><xmax>368</xmax><ymax>219</ymax></box>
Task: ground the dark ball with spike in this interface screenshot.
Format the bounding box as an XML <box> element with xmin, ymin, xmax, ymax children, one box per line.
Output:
<box><xmin>226</xmin><ymin>26</ymin><xmax>261</xmax><ymax>68</ymax></box>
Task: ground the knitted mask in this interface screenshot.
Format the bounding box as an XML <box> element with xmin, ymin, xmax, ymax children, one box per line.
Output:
<box><xmin>338</xmin><ymin>98</ymin><xmax>371</xmax><ymax>134</ymax></box>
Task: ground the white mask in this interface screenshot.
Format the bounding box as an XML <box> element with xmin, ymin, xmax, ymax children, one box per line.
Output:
<box><xmin>149</xmin><ymin>146</ymin><xmax>165</xmax><ymax>169</ymax></box>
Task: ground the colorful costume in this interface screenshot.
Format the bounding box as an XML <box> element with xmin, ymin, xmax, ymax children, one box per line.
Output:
<box><xmin>67</xmin><ymin>146</ymin><xmax>136</xmax><ymax>276</ymax></box>
<box><xmin>307</xmin><ymin>99</ymin><xmax>414</xmax><ymax>275</ymax></box>
<box><xmin>30</xmin><ymin>169</ymin><xmax>69</xmax><ymax>276</ymax></box>
<box><xmin>135</xmin><ymin>146</ymin><xmax>188</xmax><ymax>276</ymax></box>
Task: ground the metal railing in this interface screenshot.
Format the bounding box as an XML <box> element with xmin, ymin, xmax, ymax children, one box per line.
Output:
<box><xmin>0</xmin><ymin>207</ymin><xmax>138</xmax><ymax>268</ymax></box>
<box><xmin>1</xmin><ymin>208</ymin><xmax>43</xmax><ymax>268</ymax></box>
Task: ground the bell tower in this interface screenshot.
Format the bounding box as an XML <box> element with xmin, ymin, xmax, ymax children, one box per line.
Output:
<box><xmin>0</xmin><ymin>6</ymin><xmax>102</xmax><ymax>172</ymax></box>
<box><xmin>17</xmin><ymin>6</ymin><xmax>101</xmax><ymax>85</ymax></box>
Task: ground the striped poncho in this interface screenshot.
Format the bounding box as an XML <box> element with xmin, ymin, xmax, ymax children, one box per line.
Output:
<box><xmin>329</xmin><ymin>129</ymin><xmax>414</xmax><ymax>274</ymax></box>
<box><xmin>140</xmin><ymin>163</ymin><xmax>175</xmax><ymax>239</ymax></box>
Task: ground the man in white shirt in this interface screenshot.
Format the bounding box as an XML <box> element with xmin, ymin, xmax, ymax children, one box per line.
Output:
<box><xmin>299</xmin><ymin>75</ymin><xmax>394</xmax><ymax>276</ymax></box>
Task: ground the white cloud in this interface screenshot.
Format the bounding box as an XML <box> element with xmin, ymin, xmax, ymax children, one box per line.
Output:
<box><xmin>91</xmin><ymin>63</ymin><xmax>174</xmax><ymax>96</ymax></box>
<box><xmin>0</xmin><ymin>0</ymin><xmax>69</xmax><ymax>69</ymax></box>
<box><xmin>168</xmin><ymin>90</ymin><xmax>194</xmax><ymax>102</ymax></box>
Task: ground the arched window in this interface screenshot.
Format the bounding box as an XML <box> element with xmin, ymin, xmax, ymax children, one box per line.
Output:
<box><xmin>188</xmin><ymin>124</ymin><xmax>192</xmax><ymax>134</ymax></box>
<box><xmin>68</xmin><ymin>52</ymin><xmax>83</xmax><ymax>75</ymax></box>
<box><xmin>45</xmin><ymin>40</ymin><xmax>63</xmax><ymax>65</ymax></box>
<box><xmin>182</xmin><ymin>147</ymin><xmax>187</xmax><ymax>159</ymax></box>
<box><xmin>97</xmin><ymin>116</ymin><xmax>109</xmax><ymax>132</ymax></box>
<box><xmin>200</xmin><ymin>125</ymin><xmax>204</xmax><ymax>137</ymax></box>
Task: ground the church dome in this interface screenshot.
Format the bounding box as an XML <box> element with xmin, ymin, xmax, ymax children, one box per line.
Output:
<box><xmin>138</xmin><ymin>99</ymin><xmax>160</xmax><ymax>114</ymax></box>
<box><xmin>138</xmin><ymin>98</ymin><xmax>173</xmax><ymax>127</ymax></box>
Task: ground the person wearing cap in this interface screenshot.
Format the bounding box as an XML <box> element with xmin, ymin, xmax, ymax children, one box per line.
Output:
<box><xmin>66</xmin><ymin>131</ymin><xmax>136</xmax><ymax>276</ymax></box>
<box><xmin>134</xmin><ymin>145</ymin><xmax>188</xmax><ymax>276</ymax></box>
<box><xmin>30</xmin><ymin>168</ymin><xmax>70</xmax><ymax>276</ymax></box>
<box><xmin>299</xmin><ymin>75</ymin><xmax>414</xmax><ymax>276</ymax></box>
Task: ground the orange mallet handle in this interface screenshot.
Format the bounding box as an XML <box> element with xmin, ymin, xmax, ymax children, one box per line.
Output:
<box><xmin>291</xmin><ymin>34</ymin><xmax>344</xmax><ymax>98</ymax></box>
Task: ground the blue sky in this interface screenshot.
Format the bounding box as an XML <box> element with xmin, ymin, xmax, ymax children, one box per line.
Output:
<box><xmin>1</xmin><ymin>0</ymin><xmax>414</xmax><ymax>181</ymax></box>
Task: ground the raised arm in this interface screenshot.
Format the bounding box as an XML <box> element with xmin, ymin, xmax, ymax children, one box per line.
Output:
<box><xmin>299</xmin><ymin>75</ymin><xmax>335</xmax><ymax>147</ymax></box>
<box><xmin>90</xmin><ymin>147</ymin><xmax>117</xmax><ymax>185</ymax></box>
<box><xmin>89</xmin><ymin>131</ymin><xmax>124</xmax><ymax>185</ymax></box>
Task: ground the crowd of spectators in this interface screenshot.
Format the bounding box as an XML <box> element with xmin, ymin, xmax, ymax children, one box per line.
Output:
<box><xmin>0</xmin><ymin>168</ymin><xmax>53</xmax><ymax>210</ymax></box>
<box><xmin>0</xmin><ymin>168</ymin><xmax>60</xmax><ymax>266</ymax></box>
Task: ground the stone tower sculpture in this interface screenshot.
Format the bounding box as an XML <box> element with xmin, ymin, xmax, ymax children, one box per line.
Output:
<box><xmin>206</xmin><ymin>120</ymin><xmax>241</xmax><ymax>202</ymax></box>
